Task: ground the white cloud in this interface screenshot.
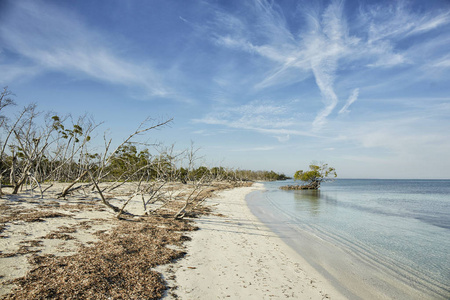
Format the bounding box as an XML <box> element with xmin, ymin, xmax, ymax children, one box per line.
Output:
<box><xmin>304</xmin><ymin>0</ymin><xmax>350</xmax><ymax>129</ymax></box>
<box><xmin>275</xmin><ymin>135</ymin><xmax>290</xmax><ymax>142</ymax></box>
<box><xmin>230</xmin><ymin>146</ymin><xmax>277</xmax><ymax>152</ymax></box>
<box><xmin>339</xmin><ymin>88</ymin><xmax>359</xmax><ymax>114</ymax></box>
<box><xmin>408</xmin><ymin>11</ymin><xmax>450</xmax><ymax>35</ymax></box>
<box><xmin>336</xmin><ymin>101</ymin><xmax>450</xmax><ymax>158</ymax></box>
<box><xmin>209</xmin><ymin>0</ymin><xmax>450</xmax><ymax>132</ymax></box>
<box><xmin>359</xmin><ymin>1</ymin><xmax>450</xmax><ymax>68</ymax></box>
<box><xmin>210</xmin><ymin>0</ymin><xmax>354</xmax><ymax>130</ymax></box>
<box><xmin>193</xmin><ymin>99</ymin><xmax>316</xmax><ymax>138</ymax></box>
<box><xmin>431</xmin><ymin>57</ymin><xmax>450</xmax><ymax>68</ymax></box>
<box><xmin>0</xmin><ymin>62</ymin><xmax>40</xmax><ymax>83</ymax></box>
<box><xmin>0</xmin><ymin>0</ymin><xmax>170</xmax><ymax>98</ymax></box>
<box><xmin>362</xmin><ymin>1</ymin><xmax>450</xmax><ymax>41</ymax></box>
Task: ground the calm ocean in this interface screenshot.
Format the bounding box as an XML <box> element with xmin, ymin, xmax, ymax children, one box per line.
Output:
<box><xmin>247</xmin><ymin>179</ymin><xmax>450</xmax><ymax>299</ymax></box>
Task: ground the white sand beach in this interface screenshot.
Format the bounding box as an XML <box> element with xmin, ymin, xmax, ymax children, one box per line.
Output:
<box><xmin>1</xmin><ymin>182</ymin><xmax>346</xmax><ymax>299</ymax></box>
<box><xmin>169</xmin><ymin>183</ymin><xmax>345</xmax><ymax>299</ymax></box>
<box><xmin>0</xmin><ymin>185</ymin><xmax>117</xmax><ymax>297</ymax></box>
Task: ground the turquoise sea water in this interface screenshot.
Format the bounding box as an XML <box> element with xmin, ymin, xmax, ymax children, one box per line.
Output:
<box><xmin>247</xmin><ymin>179</ymin><xmax>450</xmax><ymax>299</ymax></box>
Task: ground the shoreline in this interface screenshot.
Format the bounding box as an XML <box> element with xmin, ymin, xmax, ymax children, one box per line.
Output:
<box><xmin>246</xmin><ymin>181</ymin><xmax>450</xmax><ymax>300</ymax></box>
<box><xmin>168</xmin><ymin>182</ymin><xmax>345</xmax><ymax>299</ymax></box>
<box><xmin>3</xmin><ymin>181</ymin><xmax>408</xmax><ymax>299</ymax></box>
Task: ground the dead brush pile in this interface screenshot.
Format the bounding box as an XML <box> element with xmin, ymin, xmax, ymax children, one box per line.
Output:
<box><xmin>3</xmin><ymin>216</ymin><xmax>196</xmax><ymax>299</ymax></box>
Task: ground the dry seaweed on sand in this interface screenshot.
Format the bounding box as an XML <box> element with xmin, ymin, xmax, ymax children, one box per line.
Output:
<box><xmin>1</xmin><ymin>181</ymin><xmax>245</xmax><ymax>299</ymax></box>
<box><xmin>0</xmin><ymin>210</ymin><xmax>69</xmax><ymax>223</ymax></box>
<box><xmin>42</xmin><ymin>232</ymin><xmax>75</xmax><ymax>240</ymax></box>
<box><xmin>41</xmin><ymin>226</ymin><xmax>78</xmax><ymax>240</ymax></box>
<box><xmin>3</xmin><ymin>215</ymin><xmax>197</xmax><ymax>300</ymax></box>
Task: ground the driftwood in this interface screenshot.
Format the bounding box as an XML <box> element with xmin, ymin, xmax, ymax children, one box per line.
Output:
<box><xmin>57</xmin><ymin>170</ymin><xmax>89</xmax><ymax>199</ymax></box>
<box><xmin>56</xmin><ymin>183</ymin><xmax>93</xmax><ymax>198</ymax></box>
<box><xmin>27</xmin><ymin>172</ymin><xmax>43</xmax><ymax>198</ymax></box>
<box><xmin>87</xmin><ymin>170</ymin><xmax>120</xmax><ymax>213</ymax></box>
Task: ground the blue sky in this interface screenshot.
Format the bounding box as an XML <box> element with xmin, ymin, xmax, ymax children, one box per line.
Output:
<box><xmin>1</xmin><ymin>0</ymin><xmax>450</xmax><ymax>179</ymax></box>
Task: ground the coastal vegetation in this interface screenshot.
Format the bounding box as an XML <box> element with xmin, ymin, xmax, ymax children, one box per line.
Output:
<box><xmin>0</xmin><ymin>87</ymin><xmax>286</xmax><ymax>216</ymax></box>
<box><xmin>280</xmin><ymin>163</ymin><xmax>337</xmax><ymax>190</ymax></box>
<box><xmin>0</xmin><ymin>87</ymin><xmax>290</xmax><ymax>298</ymax></box>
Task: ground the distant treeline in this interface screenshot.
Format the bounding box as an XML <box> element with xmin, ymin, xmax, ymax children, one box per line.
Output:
<box><xmin>0</xmin><ymin>142</ymin><xmax>289</xmax><ymax>185</ymax></box>
<box><xmin>232</xmin><ymin>169</ymin><xmax>290</xmax><ymax>181</ymax></box>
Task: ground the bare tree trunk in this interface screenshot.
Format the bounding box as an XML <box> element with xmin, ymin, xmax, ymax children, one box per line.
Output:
<box><xmin>87</xmin><ymin>170</ymin><xmax>120</xmax><ymax>213</ymax></box>
<box><xmin>57</xmin><ymin>170</ymin><xmax>88</xmax><ymax>199</ymax></box>
<box><xmin>0</xmin><ymin>173</ymin><xmax>3</xmax><ymax>197</ymax></box>
<box><xmin>174</xmin><ymin>175</ymin><xmax>209</xmax><ymax>219</ymax></box>
<box><xmin>28</xmin><ymin>173</ymin><xmax>43</xmax><ymax>198</ymax></box>
<box><xmin>12</xmin><ymin>164</ymin><xmax>31</xmax><ymax>194</ymax></box>
<box><xmin>116</xmin><ymin>193</ymin><xmax>137</xmax><ymax>219</ymax></box>
<box><xmin>42</xmin><ymin>183</ymin><xmax>54</xmax><ymax>193</ymax></box>
<box><xmin>10</xmin><ymin>152</ymin><xmax>17</xmax><ymax>187</ymax></box>
<box><xmin>144</xmin><ymin>181</ymin><xmax>166</xmax><ymax>206</ymax></box>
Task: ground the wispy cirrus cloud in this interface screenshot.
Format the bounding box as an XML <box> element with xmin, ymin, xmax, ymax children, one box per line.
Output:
<box><xmin>361</xmin><ymin>1</ymin><xmax>450</xmax><ymax>41</ymax></box>
<box><xmin>429</xmin><ymin>55</ymin><xmax>450</xmax><ymax>69</ymax></box>
<box><xmin>230</xmin><ymin>145</ymin><xmax>277</xmax><ymax>152</ymax></box>
<box><xmin>333</xmin><ymin>96</ymin><xmax>450</xmax><ymax>153</ymax></box>
<box><xmin>193</xmin><ymin>99</ymin><xmax>315</xmax><ymax>140</ymax></box>
<box><xmin>0</xmin><ymin>0</ymin><xmax>170</xmax><ymax>98</ymax></box>
<box><xmin>207</xmin><ymin>0</ymin><xmax>348</xmax><ymax>130</ymax></box>
<box><xmin>209</xmin><ymin>0</ymin><xmax>357</xmax><ymax>130</ymax></box>
<box><xmin>358</xmin><ymin>1</ymin><xmax>450</xmax><ymax>68</ymax></box>
<box><xmin>208</xmin><ymin>0</ymin><xmax>450</xmax><ymax>130</ymax></box>
<box><xmin>339</xmin><ymin>88</ymin><xmax>359</xmax><ymax>114</ymax></box>
<box><xmin>410</xmin><ymin>11</ymin><xmax>450</xmax><ymax>35</ymax></box>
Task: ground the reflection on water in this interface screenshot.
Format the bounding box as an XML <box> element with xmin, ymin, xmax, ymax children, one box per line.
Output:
<box><xmin>292</xmin><ymin>190</ymin><xmax>321</xmax><ymax>216</ymax></box>
<box><xmin>292</xmin><ymin>190</ymin><xmax>338</xmax><ymax>217</ymax></box>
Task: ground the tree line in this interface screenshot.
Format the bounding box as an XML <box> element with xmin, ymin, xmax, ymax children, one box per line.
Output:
<box><xmin>0</xmin><ymin>87</ymin><xmax>287</xmax><ymax>217</ymax></box>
